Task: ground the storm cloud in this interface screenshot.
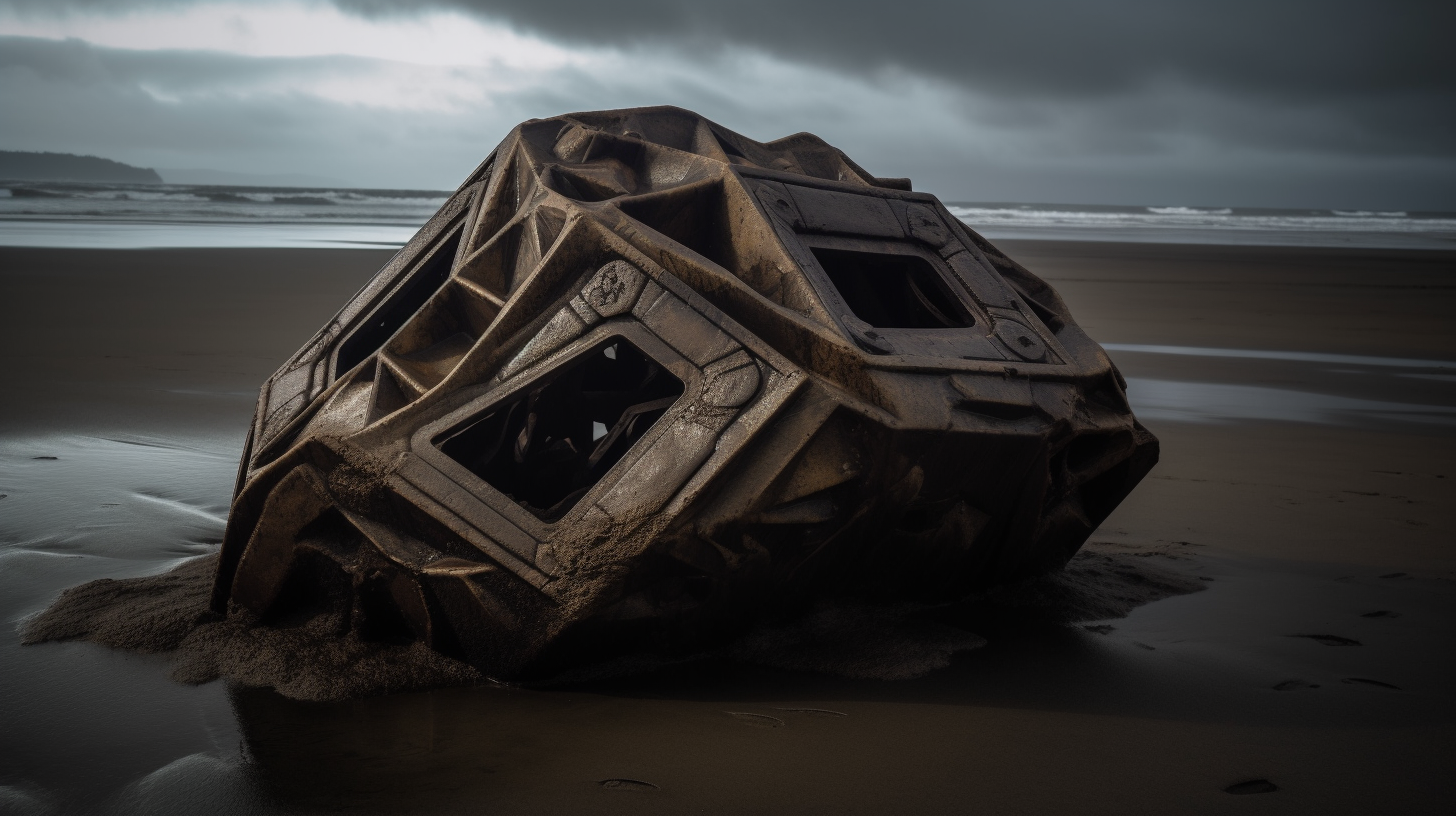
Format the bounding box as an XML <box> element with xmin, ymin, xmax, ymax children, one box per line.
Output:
<box><xmin>340</xmin><ymin>0</ymin><xmax>1456</xmax><ymax>160</ymax></box>
<box><xmin>1</xmin><ymin>0</ymin><xmax>1452</xmax><ymax>207</ymax></box>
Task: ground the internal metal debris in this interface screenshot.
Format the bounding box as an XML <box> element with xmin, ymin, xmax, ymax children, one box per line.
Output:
<box><xmin>214</xmin><ymin>106</ymin><xmax>1158</xmax><ymax>678</ymax></box>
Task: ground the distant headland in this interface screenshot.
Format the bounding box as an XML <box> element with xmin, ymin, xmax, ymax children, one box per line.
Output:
<box><xmin>0</xmin><ymin>151</ymin><xmax>163</xmax><ymax>184</ymax></box>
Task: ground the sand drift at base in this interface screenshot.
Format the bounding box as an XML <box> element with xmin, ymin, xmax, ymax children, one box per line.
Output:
<box><xmin>22</xmin><ymin>545</ymin><xmax>1202</xmax><ymax>701</ymax></box>
<box><xmin>21</xmin><ymin>555</ymin><xmax>480</xmax><ymax>701</ymax></box>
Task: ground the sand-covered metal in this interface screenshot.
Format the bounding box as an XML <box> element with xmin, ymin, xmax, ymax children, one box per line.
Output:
<box><xmin>213</xmin><ymin>106</ymin><xmax>1158</xmax><ymax>678</ymax></box>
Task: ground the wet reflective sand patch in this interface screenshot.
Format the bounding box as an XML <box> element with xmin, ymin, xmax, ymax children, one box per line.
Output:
<box><xmin>1105</xmin><ymin>344</ymin><xmax>1456</xmax><ymax>371</ymax></box>
<box><xmin>1125</xmin><ymin>377</ymin><xmax>1456</xmax><ymax>429</ymax></box>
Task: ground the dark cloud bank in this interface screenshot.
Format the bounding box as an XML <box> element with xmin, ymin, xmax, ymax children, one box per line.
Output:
<box><xmin>358</xmin><ymin>1</ymin><xmax>1456</xmax><ymax>160</ymax></box>
<box><xmin>2</xmin><ymin>0</ymin><xmax>1453</xmax><ymax>207</ymax></box>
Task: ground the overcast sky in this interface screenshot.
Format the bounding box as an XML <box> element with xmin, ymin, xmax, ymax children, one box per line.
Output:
<box><xmin>1</xmin><ymin>0</ymin><xmax>1452</xmax><ymax>208</ymax></box>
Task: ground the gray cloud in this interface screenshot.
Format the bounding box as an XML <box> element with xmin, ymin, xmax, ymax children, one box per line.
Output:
<box><xmin>0</xmin><ymin>32</ymin><xmax>373</xmax><ymax>88</ymax></box>
<box><xmin>0</xmin><ymin>34</ymin><xmax>494</xmax><ymax>183</ymax></box>
<box><xmin>2</xmin><ymin>2</ymin><xmax>1454</xmax><ymax>208</ymax></box>
<box><xmin>11</xmin><ymin>1</ymin><xmax>1453</xmax><ymax>96</ymax></box>
<box><xmin>6</xmin><ymin>1</ymin><xmax>1452</xmax><ymax>158</ymax></box>
<box><xmin>355</xmin><ymin>0</ymin><xmax>1456</xmax><ymax>156</ymax></box>
<box><xmin>341</xmin><ymin>2</ymin><xmax>1451</xmax><ymax>93</ymax></box>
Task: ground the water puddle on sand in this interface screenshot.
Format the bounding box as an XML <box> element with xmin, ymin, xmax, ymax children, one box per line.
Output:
<box><xmin>1104</xmin><ymin>344</ymin><xmax>1456</xmax><ymax>371</ymax></box>
<box><xmin>0</xmin><ymin>433</ymin><xmax>247</xmax><ymax>815</ymax></box>
<box><xmin>1125</xmin><ymin>377</ymin><xmax>1456</xmax><ymax>428</ymax></box>
<box><xmin>0</xmin><ymin>434</ymin><xmax>236</xmax><ymax>580</ymax></box>
<box><xmin>1109</xmin><ymin>344</ymin><xmax>1456</xmax><ymax>430</ymax></box>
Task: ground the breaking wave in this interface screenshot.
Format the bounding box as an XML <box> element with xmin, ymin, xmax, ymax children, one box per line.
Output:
<box><xmin>2</xmin><ymin>180</ymin><xmax>1452</xmax><ymax>250</ymax></box>
<box><xmin>1146</xmin><ymin>206</ymin><xmax>1234</xmax><ymax>215</ymax></box>
<box><xmin>0</xmin><ymin>181</ymin><xmax>450</xmax><ymax>226</ymax></box>
<box><xmin>945</xmin><ymin>202</ymin><xmax>1456</xmax><ymax>248</ymax></box>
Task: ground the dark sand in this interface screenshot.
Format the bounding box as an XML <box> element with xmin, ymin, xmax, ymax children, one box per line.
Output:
<box><xmin>19</xmin><ymin>545</ymin><xmax>1203</xmax><ymax>697</ymax></box>
<box><xmin>2</xmin><ymin>242</ymin><xmax>1454</xmax><ymax>814</ymax></box>
<box><xmin>17</xmin><ymin>554</ymin><xmax>487</xmax><ymax>702</ymax></box>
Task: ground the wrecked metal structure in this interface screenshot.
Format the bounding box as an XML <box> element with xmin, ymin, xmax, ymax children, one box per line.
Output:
<box><xmin>213</xmin><ymin>107</ymin><xmax>1158</xmax><ymax>678</ymax></box>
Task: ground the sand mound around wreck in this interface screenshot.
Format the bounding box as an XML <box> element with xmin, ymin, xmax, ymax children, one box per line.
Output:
<box><xmin>20</xmin><ymin>555</ymin><xmax>484</xmax><ymax>701</ymax></box>
<box><xmin>22</xmin><ymin>544</ymin><xmax>1203</xmax><ymax>701</ymax></box>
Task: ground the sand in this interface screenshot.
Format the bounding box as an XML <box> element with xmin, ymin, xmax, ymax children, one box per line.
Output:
<box><xmin>2</xmin><ymin>242</ymin><xmax>1454</xmax><ymax>814</ymax></box>
<box><xmin>20</xmin><ymin>545</ymin><xmax>1203</xmax><ymax>698</ymax></box>
<box><xmin>17</xmin><ymin>554</ymin><xmax>487</xmax><ymax>702</ymax></box>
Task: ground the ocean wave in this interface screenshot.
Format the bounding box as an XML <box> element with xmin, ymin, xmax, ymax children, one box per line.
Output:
<box><xmin>0</xmin><ymin>183</ymin><xmax>449</xmax><ymax>207</ymax></box>
<box><xmin>1146</xmin><ymin>206</ymin><xmax>1234</xmax><ymax>215</ymax></box>
<box><xmin>944</xmin><ymin>204</ymin><xmax>1456</xmax><ymax>236</ymax></box>
<box><xmin>4</xmin><ymin>182</ymin><xmax>1454</xmax><ymax>249</ymax></box>
<box><xmin>0</xmin><ymin>182</ymin><xmax>450</xmax><ymax>227</ymax></box>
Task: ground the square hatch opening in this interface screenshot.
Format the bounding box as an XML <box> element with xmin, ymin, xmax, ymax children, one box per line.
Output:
<box><xmin>811</xmin><ymin>246</ymin><xmax>973</xmax><ymax>329</ymax></box>
<box><xmin>336</xmin><ymin>226</ymin><xmax>462</xmax><ymax>376</ymax></box>
<box><xmin>437</xmin><ymin>337</ymin><xmax>685</xmax><ymax>522</ymax></box>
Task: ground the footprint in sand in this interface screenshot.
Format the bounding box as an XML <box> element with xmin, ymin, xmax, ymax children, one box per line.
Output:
<box><xmin>1272</xmin><ymin>679</ymin><xmax>1320</xmax><ymax>691</ymax></box>
<box><xmin>1290</xmin><ymin>634</ymin><xmax>1361</xmax><ymax>646</ymax></box>
<box><xmin>1342</xmin><ymin>677</ymin><xmax>1401</xmax><ymax>690</ymax></box>
<box><xmin>727</xmin><ymin>712</ymin><xmax>785</xmax><ymax>728</ymax></box>
<box><xmin>1224</xmin><ymin>779</ymin><xmax>1279</xmax><ymax>795</ymax></box>
<box><xmin>599</xmin><ymin>779</ymin><xmax>658</xmax><ymax>791</ymax></box>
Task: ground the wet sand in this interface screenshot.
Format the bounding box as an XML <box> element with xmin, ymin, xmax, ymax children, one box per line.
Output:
<box><xmin>2</xmin><ymin>242</ymin><xmax>1455</xmax><ymax>813</ymax></box>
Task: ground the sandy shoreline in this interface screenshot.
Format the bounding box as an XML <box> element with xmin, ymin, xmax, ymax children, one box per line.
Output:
<box><xmin>2</xmin><ymin>241</ymin><xmax>1454</xmax><ymax>813</ymax></box>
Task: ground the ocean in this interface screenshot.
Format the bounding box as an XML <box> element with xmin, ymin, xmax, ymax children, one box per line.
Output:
<box><xmin>0</xmin><ymin>181</ymin><xmax>443</xmax><ymax>249</ymax></box>
<box><xmin>3</xmin><ymin>180</ymin><xmax>1454</xmax><ymax>250</ymax></box>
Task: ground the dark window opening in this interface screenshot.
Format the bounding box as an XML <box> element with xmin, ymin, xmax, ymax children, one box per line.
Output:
<box><xmin>437</xmin><ymin>338</ymin><xmax>684</xmax><ymax>522</ymax></box>
<box><xmin>811</xmin><ymin>247</ymin><xmax>973</xmax><ymax>329</ymax></box>
<box><xmin>336</xmin><ymin>227</ymin><xmax>462</xmax><ymax>375</ymax></box>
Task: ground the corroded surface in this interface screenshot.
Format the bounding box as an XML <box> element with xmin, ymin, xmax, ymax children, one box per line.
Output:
<box><xmin>214</xmin><ymin>106</ymin><xmax>1158</xmax><ymax>678</ymax></box>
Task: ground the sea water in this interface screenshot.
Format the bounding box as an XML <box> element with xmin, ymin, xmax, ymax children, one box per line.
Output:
<box><xmin>0</xmin><ymin>182</ymin><xmax>446</xmax><ymax>249</ymax></box>
<box><xmin>945</xmin><ymin>203</ymin><xmax>1456</xmax><ymax>249</ymax></box>
<box><xmin>3</xmin><ymin>181</ymin><xmax>1455</xmax><ymax>249</ymax></box>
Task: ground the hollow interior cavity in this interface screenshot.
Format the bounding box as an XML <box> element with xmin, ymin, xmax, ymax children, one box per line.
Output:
<box><xmin>437</xmin><ymin>337</ymin><xmax>684</xmax><ymax>521</ymax></box>
<box><xmin>812</xmin><ymin>247</ymin><xmax>973</xmax><ymax>329</ymax></box>
<box><xmin>336</xmin><ymin>227</ymin><xmax>462</xmax><ymax>375</ymax></box>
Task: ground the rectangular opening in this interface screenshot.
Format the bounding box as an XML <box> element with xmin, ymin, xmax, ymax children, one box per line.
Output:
<box><xmin>386</xmin><ymin>282</ymin><xmax>497</xmax><ymax>359</ymax></box>
<box><xmin>811</xmin><ymin>246</ymin><xmax>973</xmax><ymax>329</ymax></box>
<box><xmin>436</xmin><ymin>337</ymin><xmax>684</xmax><ymax>522</ymax></box>
<box><xmin>336</xmin><ymin>226</ymin><xmax>462</xmax><ymax>375</ymax></box>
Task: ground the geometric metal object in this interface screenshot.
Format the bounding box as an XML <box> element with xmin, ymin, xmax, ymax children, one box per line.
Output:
<box><xmin>213</xmin><ymin>107</ymin><xmax>1158</xmax><ymax>679</ymax></box>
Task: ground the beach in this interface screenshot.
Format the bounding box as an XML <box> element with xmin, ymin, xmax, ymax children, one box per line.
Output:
<box><xmin>2</xmin><ymin>240</ymin><xmax>1453</xmax><ymax>814</ymax></box>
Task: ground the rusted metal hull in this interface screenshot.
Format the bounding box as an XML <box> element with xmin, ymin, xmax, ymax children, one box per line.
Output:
<box><xmin>214</xmin><ymin>107</ymin><xmax>1157</xmax><ymax>678</ymax></box>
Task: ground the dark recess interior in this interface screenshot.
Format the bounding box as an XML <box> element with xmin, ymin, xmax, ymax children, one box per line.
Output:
<box><xmin>335</xmin><ymin>226</ymin><xmax>462</xmax><ymax>375</ymax></box>
<box><xmin>437</xmin><ymin>338</ymin><xmax>685</xmax><ymax>521</ymax></box>
<box><xmin>615</xmin><ymin>179</ymin><xmax>733</xmax><ymax>271</ymax></box>
<box><xmin>812</xmin><ymin>246</ymin><xmax>973</xmax><ymax>329</ymax></box>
